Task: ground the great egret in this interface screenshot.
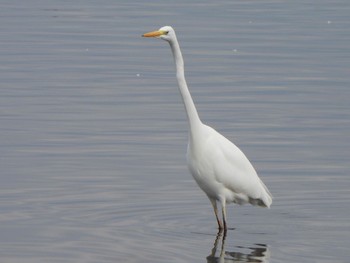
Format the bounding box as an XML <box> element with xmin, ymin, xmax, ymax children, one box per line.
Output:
<box><xmin>142</xmin><ymin>26</ymin><xmax>272</xmax><ymax>231</ymax></box>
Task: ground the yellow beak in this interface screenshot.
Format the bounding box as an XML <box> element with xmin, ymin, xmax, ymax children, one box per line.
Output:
<box><xmin>142</xmin><ymin>30</ymin><xmax>167</xmax><ymax>38</ymax></box>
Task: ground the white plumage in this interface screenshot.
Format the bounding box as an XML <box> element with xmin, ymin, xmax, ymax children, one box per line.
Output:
<box><xmin>143</xmin><ymin>26</ymin><xmax>272</xmax><ymax>231</ymax></box>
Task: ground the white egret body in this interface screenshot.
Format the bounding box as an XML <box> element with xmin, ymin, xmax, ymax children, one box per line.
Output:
<box><xmin>143</xmin><ymin>26</ymin><xmax>272</xmax><ymax>231</ymax></box>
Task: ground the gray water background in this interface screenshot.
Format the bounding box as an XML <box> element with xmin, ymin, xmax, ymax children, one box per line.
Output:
<box><xmin>1</xmin><ymin>0</ymin><xmax>349</xmax><ymax>262</ymax></box>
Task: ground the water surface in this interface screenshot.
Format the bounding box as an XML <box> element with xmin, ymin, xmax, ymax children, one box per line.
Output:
<box><xmin>1</xmin><ymin>0</ymin><xmax>349</xmax><ymax>262</ymax></box>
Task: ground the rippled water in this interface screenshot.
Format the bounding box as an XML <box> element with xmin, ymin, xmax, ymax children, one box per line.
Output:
<box><xmin>1</xmin><ymin>0</ymin><xmax>350</xmax><ymax>262</ymax></box>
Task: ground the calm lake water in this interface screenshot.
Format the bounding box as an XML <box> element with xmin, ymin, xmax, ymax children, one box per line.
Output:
<box><xmin>1</xmin><ymin>0</ymin><xmax>349</xmax><ymax>262</ymax></box>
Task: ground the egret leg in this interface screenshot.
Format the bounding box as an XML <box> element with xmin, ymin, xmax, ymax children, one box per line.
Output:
<box><xmin>210</xmin><ymin>199</ymin><xmax>223</xmax><ymax>230</ymax></box>
<box><xmin>221</xmin><ymin>201</ymin><xmax>227</xmax><ymax>232</ymax></box>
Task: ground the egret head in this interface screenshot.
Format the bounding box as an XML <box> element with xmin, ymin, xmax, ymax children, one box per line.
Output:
<box><xmin>142</xmin><ymin>26</ymin><xmax>175</xmax><ymax>43</ymax></box>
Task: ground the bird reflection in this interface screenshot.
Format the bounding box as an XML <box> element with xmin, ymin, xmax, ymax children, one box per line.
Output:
<box><xmin>206</xmin><ymin>232</ymin><xmax>270</xmax><ymax>263</ymax></box>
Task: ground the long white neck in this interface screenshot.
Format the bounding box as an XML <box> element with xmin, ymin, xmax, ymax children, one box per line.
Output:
<box><xmin>168</xmin><ymin>36</ymin><xmax>202</xmax><ymax>135</ymax></box>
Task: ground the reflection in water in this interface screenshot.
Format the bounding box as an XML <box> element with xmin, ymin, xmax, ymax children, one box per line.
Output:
<box><xmin>206</xmin><ymin>232</ymin><xmax>270</xmax><ymax>263</ymax></box>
